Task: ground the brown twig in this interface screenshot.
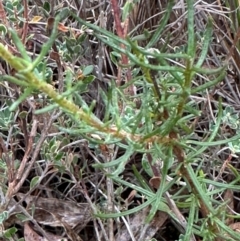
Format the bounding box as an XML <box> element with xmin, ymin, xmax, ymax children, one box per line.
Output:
<box><xmin>0</xmin><ymin>0</ymin><xmax>9</xmax><ymax>27</ymax></box>
<box><xmin>6</xmin><ymin>118</ymin><xmax>38</xmax><ymax>200</ymax></box>
<box><xmin>110</xmin><ymin>0</ymin><xmax>124</xmax><ymax>39</ymax></box>
<box><xmin>21</xmin><ymin>0</ymin><xmax>29</xmax><ymax>44</ymax></box>
<box><xmin>16</xmin><ymin>118</ymin><xmax>38</xmax><ymax>182</ymax></box>
<box><xmin>6</xmin><ymin>111</ymin><xmax>61</xmax><ymax>199</ymax></box>
<box><xmin>18</xmin><ymin>102</ymin><xmax>29</xmax><ymax>147</ymax></box>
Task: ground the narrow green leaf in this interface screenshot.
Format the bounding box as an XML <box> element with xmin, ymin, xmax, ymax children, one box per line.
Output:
<box><xmin>146</xmin><ymin>147</ymin><xmax>172</xmax><ymax>223</ymax></box>
<box><xmin>34</xmin><ymin>104</ymin><xmax>58</xmax><ymax>114</ymax></box>
<box><xmin>9</xmin><ymin>87</ymin><xmax>34</xmax><ymax>111</ymax></box>
<box><xmin>93</xmin><ymin>146</ymin><xmax>134</xmax><ymax>170</ymax></box>
<box><xmin>122</xmin><ymin>0</ymin><xmax>133</xmax><ymax>21</ymax></box>
<box><xmin>8</xmin><ymin>29</ymin><xmax>31</xmax><ymax>61</ymax></box>
<box><xmin>23</xmin><ymin>15</ymin><xmax>61</xmax><ymax>72</ymax></box>
<box><xmin>186</xmin><ymin>165</ymin><xmax>215</xmax><ymax>213</ymax></box>
<box><xmin>147</xmin><ymin>0</ymin><xmax>174</xmax><ymax>48</ymax></box>
<box><xmin>186</xmin><ymin>0</ymin><xmax>195</xmax><ymax>58</ymax></box>
<box><xmin>1</xmin><ymin>75</ymin><xmax>29</xmax><ymax>86</ymax></box>
<box><xmin>196</xmin><ymin>18</ymin><xmax>213</xmax><ymax>68</ymax></box>
<box><xmin>132</xmin><ymin>164</ymin><xmax>152</xmax><ymax>191</ymax></box>
<box><xmin>183</xmin><ymin>195</ymin><xmax>196</xmax><ymax>241</ymax></box>
<box><xmin>191</xmin><ymin>69</ymin><xmax>226</xmax><ymax>94</ymax></box>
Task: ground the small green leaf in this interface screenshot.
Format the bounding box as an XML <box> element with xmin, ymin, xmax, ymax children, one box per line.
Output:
<box><xmin>43</xmin><ymin>2</ymin><xmax>50</xmax><ymax>12</ymax></box>
<box><xmin>6</xmin><ymin>2</ymin><xmax>14</xmax><ymax>11</ymax></box>
<box><xmin>0</xmin><ymin>24</ymin><xmax>7</xmax><ymax>35</ymax></box>
<box><xmin>30</xmin><ymin>176</ymin><xmax>40</xmax><ymax>189</ymax></box>
<box><xmin>9</xmin><ymin>17</ymin><xmax>17</xmax><ymax>22</ymax></box>
<box><xmin>4</xmin><ymin>227</ymin><xmax>17</xmax><ymax>238</ymax></box>
<box><xmin>0</xmin><ymin>211</ymin><xmax>9</xmax><ymax>224</ymax></box>
<box><xmin>16</xmin><ymin>213</ymin><xmax>30</xmax><ymax>222</ymax></box>
<box><xmin>73</xmin><ymin>45</ymin><xmax>83</xmax><ymax>55</ymax></box>
<box><xmin>12</xmin><ymin>0</ymin><xmax>20</xmax><ymax>7</ymax></box>
<box><xmin>18</xmin><ymin>111</ymin><xmax>28</xmax><ymax>119</ymax></box>
<box><xmin>83</xmin><ymin>65</ymin><xmax>94</xmax><ymax>76</ymax></box>
<box><xmin>54</xmin><ymin>152</ymin><xmax>64</xmax><ymax>162</ymax></box>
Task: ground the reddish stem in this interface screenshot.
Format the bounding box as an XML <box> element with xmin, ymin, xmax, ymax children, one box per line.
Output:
<box><xmin>110</xmin><ymin>0</ymin><xmax>133</xmax><ymax>90</ymax></box>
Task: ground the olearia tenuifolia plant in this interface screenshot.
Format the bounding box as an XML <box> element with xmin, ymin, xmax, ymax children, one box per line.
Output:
<box><xmin>1</xmin><ymin>0</ymin><xmax>240</xmax><ymax>240</ymax></box>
